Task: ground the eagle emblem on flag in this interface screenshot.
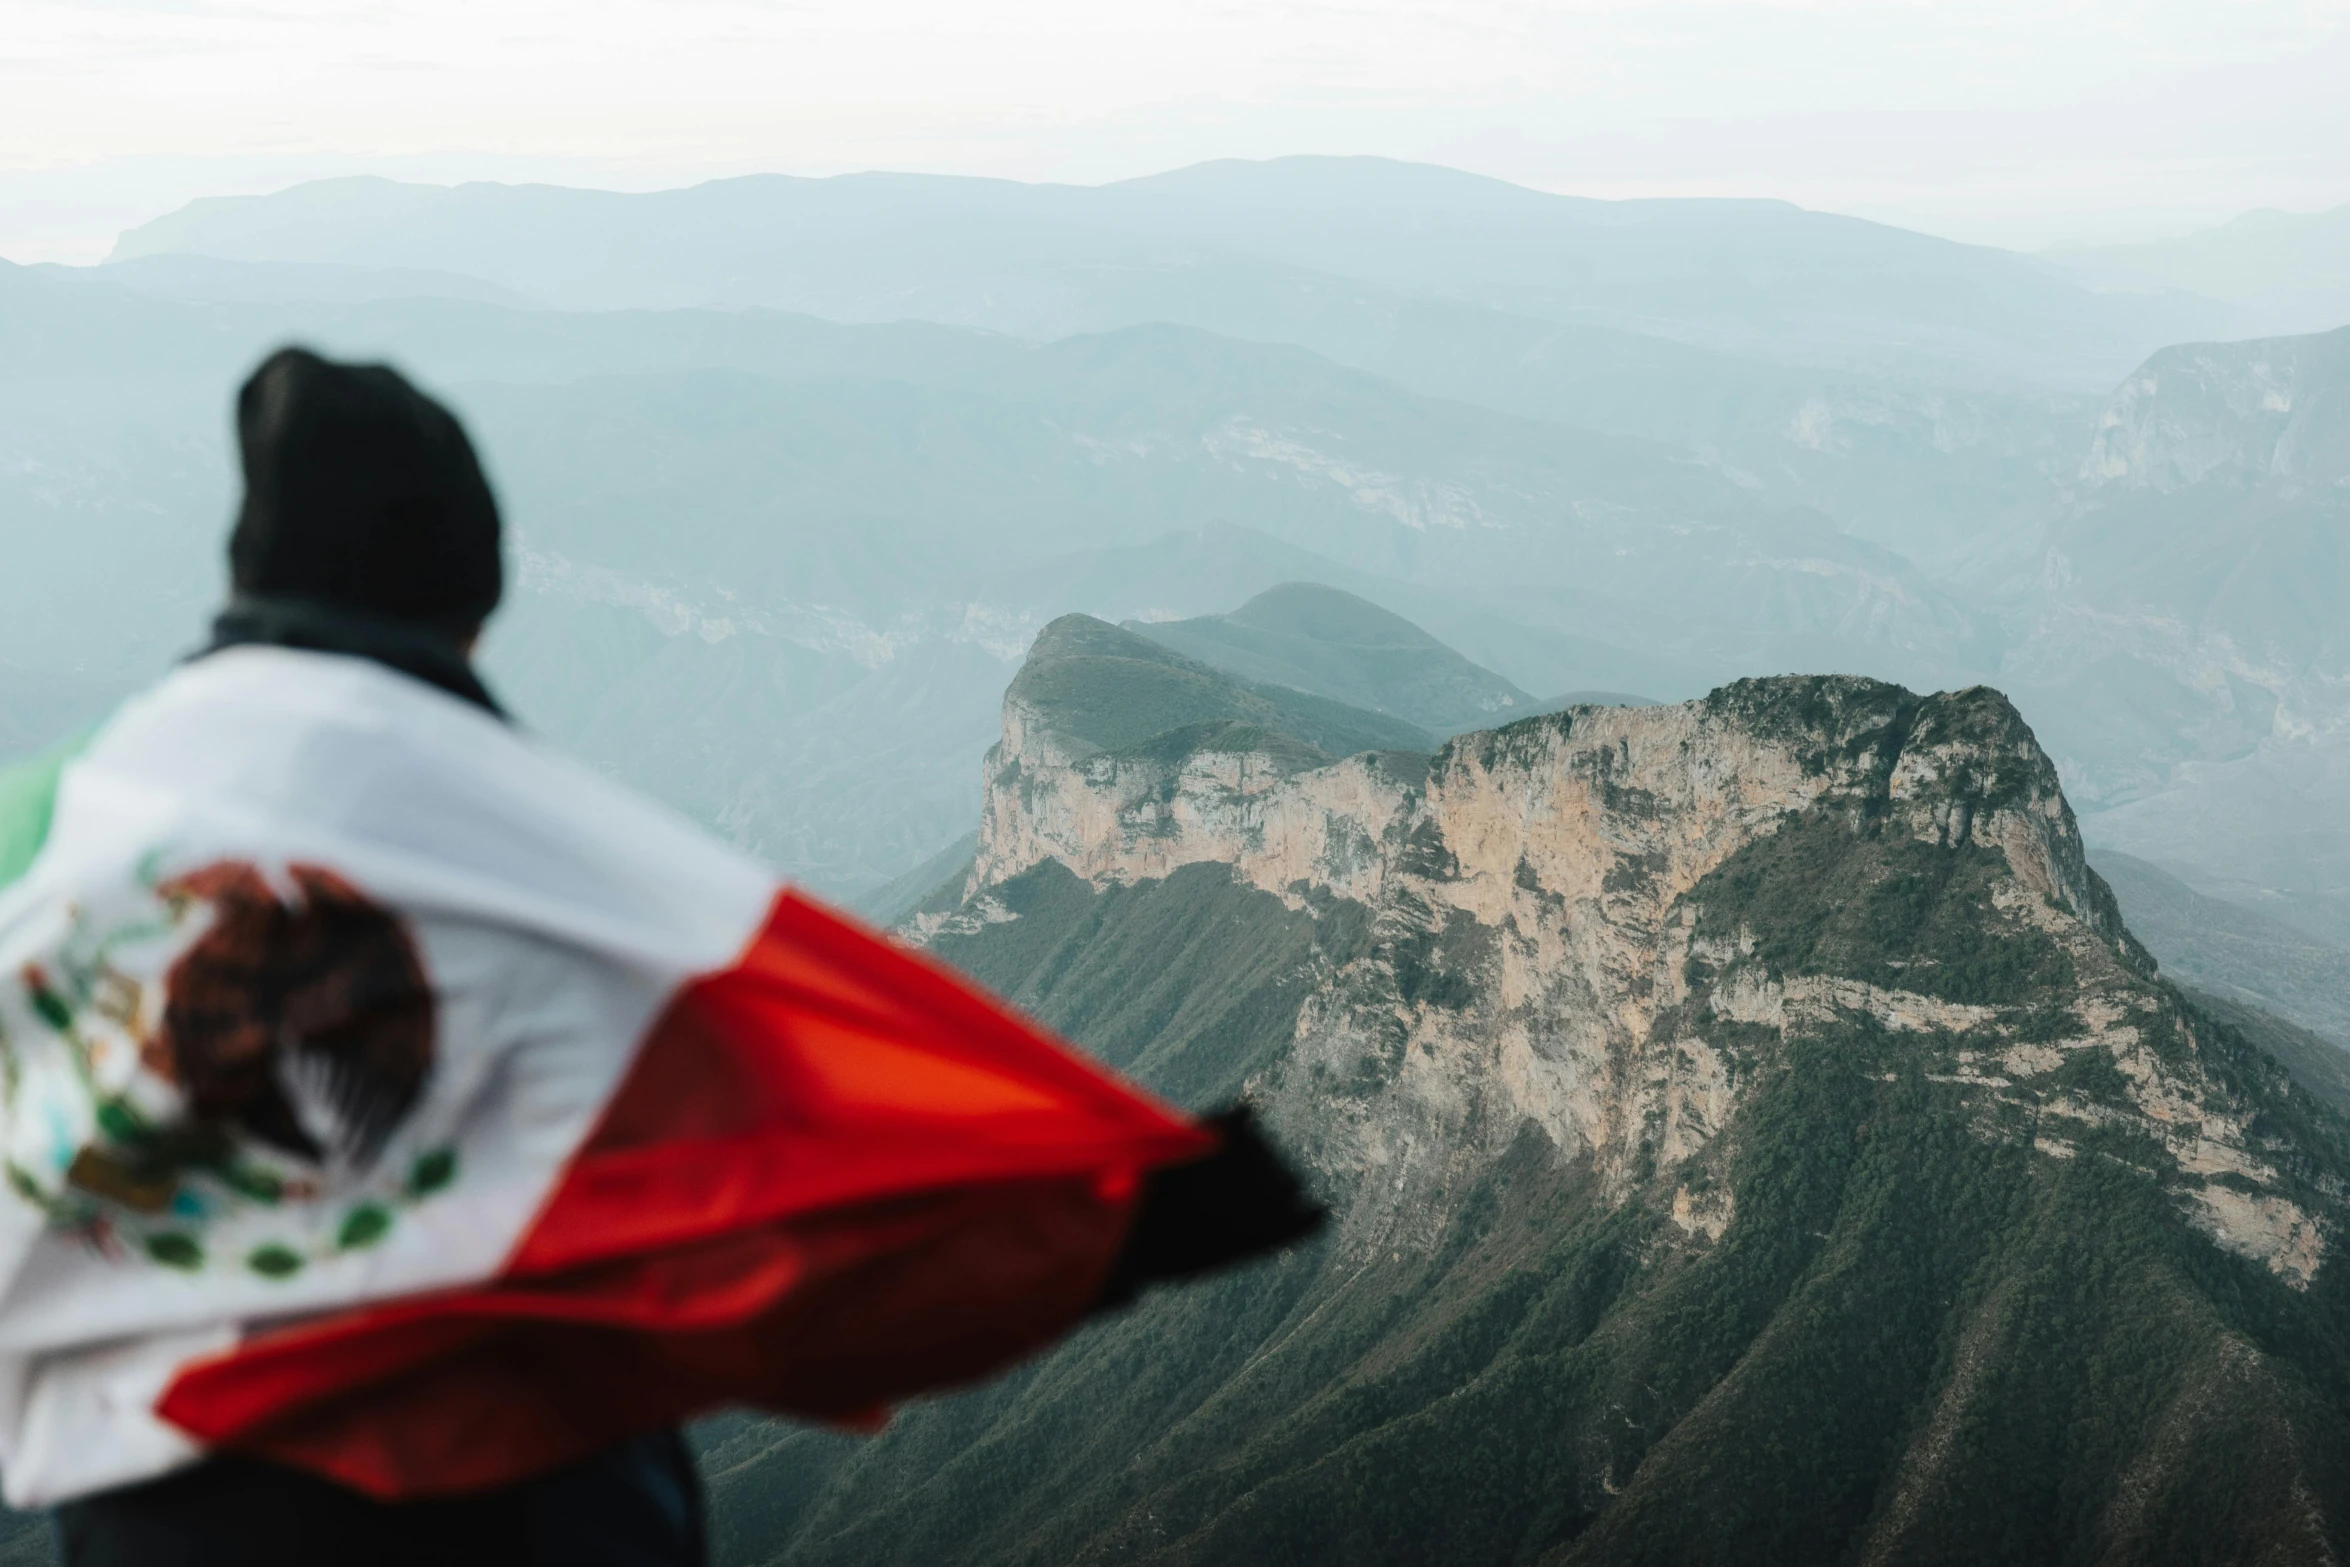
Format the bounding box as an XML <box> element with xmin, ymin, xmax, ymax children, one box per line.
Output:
<box><xmin>147</xmin><ymin>861</ymin><xmax>435</xmax><ymax>1167</ymax></box>
<box><xmin>7</xmin><ymin>858</ymin><xmax>454</xmax><ymax>1276</ymax></box>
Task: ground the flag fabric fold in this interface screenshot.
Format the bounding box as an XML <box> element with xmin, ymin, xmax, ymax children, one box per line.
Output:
<box><xmin>0</xmin><ymin>647</ymin><xmax>1208</xmax><ymax>1507</ymax></box>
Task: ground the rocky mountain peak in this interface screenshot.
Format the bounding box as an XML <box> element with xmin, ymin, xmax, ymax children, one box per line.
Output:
<box><xmin>2082</xmin><ymin>324</ymin><xmax>2350</xmax><ymax>494</ymax></box>
<box><xmin>1125</xmin><ymin>582</ymin><xmax>1539</xmax><ymax>739</ymax></box>
<box><xmin>962</xmin><ymin>650</ymin><xmax>2226</xmax><ymax>1250</ymax></box>
<box><xmin>740</xmin><ymin>618</ymin><xmax>2350</xmax><ymax>1564</ymax></box>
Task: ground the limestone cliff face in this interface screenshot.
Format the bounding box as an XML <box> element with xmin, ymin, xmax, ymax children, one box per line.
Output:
<box><xmin>2018</xmin><ymin>323</ymin><xmax>2350</xmax><ymax>824</ymax></box>
<box><xmin>2082</xmin><ymin>326</ymin><xmax>2350</xmax><ymax>496</ymax></box>
<box><xmin>968</xmin><ymin>693</ymin><xmax>1417</xmax><ymax>910</ymax></box>
<box><xmin>748</xmin><ymin>630</ymin><xmax>2350</xmax><ymax>1565</ymax></box>
<box><xmin>955</xmin><ymin>653</ymin><xmax>2327</xmax><ymax>1287</ymax></box>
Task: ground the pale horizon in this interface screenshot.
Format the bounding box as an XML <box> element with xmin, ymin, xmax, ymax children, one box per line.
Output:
<box><xmin>6</xmin><ymin>0</ymin><xmax>2348</xmax><ymax>264</ymax></box>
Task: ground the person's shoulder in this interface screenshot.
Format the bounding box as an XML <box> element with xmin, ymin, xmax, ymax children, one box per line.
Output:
<box><xmin>86</xmin><ymin>648</ymin><xmax>778</xmax><ymax>958</ymax></box>
<box><xmin>155</xmin><ymin>645</ymin><xmax>506</xmax><ymax>732</ymax></box>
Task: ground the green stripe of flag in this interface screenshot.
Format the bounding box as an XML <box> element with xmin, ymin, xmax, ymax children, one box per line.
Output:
<box><xmin>0</xmin><ymin>731</ymin><xmax>93</xmax><ymax>894</ymax></box>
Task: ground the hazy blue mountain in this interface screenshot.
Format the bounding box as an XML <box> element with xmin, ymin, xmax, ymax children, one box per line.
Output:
<box><xmin>8</xmin><ymin>258</ymin><xmax>1904</xmax><ymax>892</ymax></box>
<box><xmin>31</xmin><ymin>254</ymin><xmax>538</xmax><ymax>309</ymax></box>
<box><xmin>0</xmin><ymin>255</ymin><xmax>1012</xmax><ymax>389</ymax></box>
<box><xmin>850</xmin><ymin>830</ymin><xmax>978</xmax><ymax>927</ymax></box>
<box><xmin>986</xmin><ymin>528</ymin><xmax>1708</xmax><ymax>704</ymax></box>
<box><xmin>12</xmin><ymin>251</ymin><xmax>1790</xmax><ymax>892</ymax></box>
<box><xmin>2077</xmin><ymin>325</ymin><xmax>2350</xmax><ymax>495</ymax></box>
<box><xmin>1108</xmin><ymin>159</ymin><xmax>2218</xmax><ymax>387</ymax></box>
<box><xmin>2171</xmin><ymin>988</ymin><xmax>2350</xmax><ymax>1120</ymax></box>
<box><xmin>1006</xmin><ymin>613</ymin><xmax>1430</xmax><ymax>759</ymax></box>
<box><xmin>2096</xmin><ymin>850</ymin><xmax>2350</xmax><ymax>1047</ymax></box>
<box><xmin>684</xmin><ymin>207</ymin><xmax>2096</xmax><ymax>572</ymax></box>
<box><xmin>444</xmin><ymin>332</ymin><xmax>1988</xmax><ymax>672</ymax></box>
<box><xmin>90</xmin><ymin>161</ymin><xmax>2172</xmax><ymax>583</ymax></box>
<box><xmin>1999</xmin><ymin>327</ymin><xmax>2350</xmax><ymax>944</ymax></box>
<box><xmin>1233</xmin><ymin>299</ymin><xmax>2097</xmax><ymax>574</ymax></box>
<box><xmin>2060</xmin><ymin>334</ymin><xmax>2350</xmax><ymax>768</ymax></box>
<box><xmin>10</xmin><ymin>222</ymin><xmax>2344</xmax><ymax>954</ymax></box>
<box><xmin>2078</xmin><ymin>732</ymin><xmax>2350</xmax><ymax>953</ymax></box>
<box><xmin>10</xmin><ymin>255</ymin><xmax>1907</xmax><ymax>656</ymax></box>
<box><xmin>2047</xmin><ymin>204</ymin><xmax>2350</xmax><ymax>340</ymax></box>
<box><xmin>423</xmin><ymin>307</ymin><xmax>2010</xmax><ymax>873</ymax></box>
<box><xmin>108</xmin><ymin>158</ymin><xmax>2214</xmax><ymax>389</ymax></box>
<box><xmin>441</xmin><ymin>329</ymin><xmax>2007</xmax><ymax>871</ymax></box>
<box><xmin>1128</xmin><ymin>582</ymin><xmax>1537</xmax><ymax>737</ymax></box>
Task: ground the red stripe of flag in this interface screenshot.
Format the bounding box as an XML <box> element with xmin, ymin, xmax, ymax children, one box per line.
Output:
<box><xmin>155</xmin><ymin>892</ymin><xmax>1210</xmax><ymax>1497</ymax></box>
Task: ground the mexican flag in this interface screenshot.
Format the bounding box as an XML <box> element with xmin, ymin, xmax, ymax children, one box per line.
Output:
<box><xmin>0</xmin><ymin>646</ymin><xmax>1209</xmax><ymax>1507</ymax></box>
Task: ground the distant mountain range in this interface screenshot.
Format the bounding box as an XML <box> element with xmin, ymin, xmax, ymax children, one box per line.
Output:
<box><xmin>103</xmin><ymin>157</ymin><xmax>2220</xmax><ymax>388</ymax></box>
<box><xmin>704</xmin><ymin>604</ymin><xmax>2350</xmax><ymax>1565</ymax></box>
<box><xmin>1127</xmin><ymin>583</ymin><xmax>1541</xmax><ymax>738</ymax></box>
<box><xmin>2017</xmin><ymin>327</ymin><xmax>2350</xmax><ymax>945</ymax></box>
<box><xmin>0</xmin><ymin>253</ymin><xmax>1997</xmax><ymax>891</ymax></box>
<box><xmin>2094</xmin><ymin>851</ymin><xmax>2350</xmax><ymax>1048</ymax></box>
<box><xmin>2048</xmin><ymin>204</ymin><xmax>2350</xmax><ymax>341</ymax></box>
<box><xmin>5</xmin><ymin>157</ymin><xmax>2350</xmax><ymax>1560</ymax></box>
<box><xmin>4</xmin><ymin>158</ymin><xmax>2346</xmax><ymax>970</ymax></box>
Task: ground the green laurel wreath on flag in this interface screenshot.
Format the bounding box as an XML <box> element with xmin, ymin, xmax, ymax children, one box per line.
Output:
<box><xmin>0</xmin><ymin>890</ymin><xmax>458</xmax><ymax>1281</ymax></box>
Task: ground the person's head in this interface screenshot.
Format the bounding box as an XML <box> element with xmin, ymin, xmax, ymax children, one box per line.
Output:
<box><xmin>229</xmin><ymin>347</ymin><xmax>502</xmax><ymax>643</ymax></box>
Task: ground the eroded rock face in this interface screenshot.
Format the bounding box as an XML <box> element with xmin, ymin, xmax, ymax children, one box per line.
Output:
<box><xmin>734</xmin><ymin>646</ymin><xmax>2350</xmax><ymax>1567</ymax></box>
<box><xmin>2082</xmin><ymin>327</ymin><xmax>2350</xmax><ymax>496</ymax></box>
<box><xmin>958</xmin><ymin>667</ymin><xmax>2328</xmax><ymax>1287</ymax></box>
<box><xmin>968</xmin><ymin>696</ymin><xmax>1418</xmax><ymax>908</ymax></box>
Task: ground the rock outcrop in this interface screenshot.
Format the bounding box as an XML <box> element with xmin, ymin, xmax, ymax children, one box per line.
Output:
<box><xmin>2019</xmin><ymin>324</ymin><xmax>2350</xmax><ymax>944</ymax></box>
<box><xmin>724</xmin><ymin>615</ymin><xmax>2350</xmax><ymax>1567</ymax></box>
<box><xmin>2082</xmin><ymin>325</ymin><xmax>2350</xmax><ymax>495</ymax></box>
<box><xmin>954</xmin><ymin>620</ymin><xmax>2327</xmax><ymax>1287</ymax></box>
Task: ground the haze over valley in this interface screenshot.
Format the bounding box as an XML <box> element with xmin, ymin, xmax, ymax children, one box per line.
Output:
<box><xmin>8</xmin><ymin>148</ymin><xmax>2350</xmax><ymax>1561</ymax></box>
<box><xmin>8</xmin><ymin>159</ymin><xmax>2349</xmax><ymax>956</ymax></box>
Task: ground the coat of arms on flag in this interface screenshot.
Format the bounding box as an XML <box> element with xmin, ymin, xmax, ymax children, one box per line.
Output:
<box><xmin>7</xmin><ymin>858</ymin><xmax>453</xmax><ymax>1279</ymax></box>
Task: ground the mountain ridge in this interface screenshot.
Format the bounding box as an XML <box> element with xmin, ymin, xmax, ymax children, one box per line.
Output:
<box><xmin>103</xmin><ymin>157</ymin><xmax>2210</xmax><ymax>387</ymax></box>
<box><xmin>1127</xmin><ymin>582</ymin><xmax>1540</xmax><ymax>737</ymax></box>
<box><xmin>705</xmin><ymin>621</ymin><xmax>2350</xmax><ymax>1566</ymax></box>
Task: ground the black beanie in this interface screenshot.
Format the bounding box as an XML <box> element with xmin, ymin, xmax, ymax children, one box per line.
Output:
<box><xmin>229</xmin><ymin>347</ymin><xmax>503</xmax><ymax>635</ymax></box>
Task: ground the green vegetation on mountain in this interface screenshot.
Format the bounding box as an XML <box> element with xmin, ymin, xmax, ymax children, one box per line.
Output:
<box><xmin>704</xmin><ymin>649</ymin><xmax>2350</xmax><ymax>1565</ymax></box>
<box><xmin>1128</xmin><ymin>582</ymin><xmax>1536</xmax><ymax>738</ymax></box>
<box><xmin>1008</xmin><ymin>614</ymin><xmax>1430</xmax><ymax>760</ymax></box>
<box><xmin>2176</xmin><ymin>988</ymin><xmax>2350</xmax><ymax>1119</ymax></box>
<box><xmin>711</xmin><ymin>826</ymin><xmax>2350</xmax><ymax>1563</ymax></box>
<box><xmin>10</xmin><ymin>153</ymin><xmax>2350</xmax><ymax>1562</ymax></box>
<box><xmin>2097</xmin><ymin>850</ymin><xmax>2350</xmax><ymax>1050</ymax></box>
<box><xmin>1692</xmin><ymin>814</ymin><xmax>2075</xmax><ymax>1007</ymax></box>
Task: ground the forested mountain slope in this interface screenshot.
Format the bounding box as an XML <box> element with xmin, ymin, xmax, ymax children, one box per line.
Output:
<box><xmin>1127</xmin><ymin>583</ymin><xmax>1540</xmax><ymax>737</ymax></box>
<box><xmin>706</xmin><ymin>618</ymin><xmax>2350</xmax><ymax>1566</ymax></box>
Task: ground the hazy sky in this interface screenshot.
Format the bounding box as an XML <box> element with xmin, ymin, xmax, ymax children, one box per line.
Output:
<box><xmin>5</xmin><ymin>0</ymin><xmax>2348</xmax><ymax>263</ymax></box>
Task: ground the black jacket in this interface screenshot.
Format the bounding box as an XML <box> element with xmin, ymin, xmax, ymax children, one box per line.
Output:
<box><xmin>57</xmin><ymin>1430</ymin><xmax>704</xmax><ymax>1567</ymax></box>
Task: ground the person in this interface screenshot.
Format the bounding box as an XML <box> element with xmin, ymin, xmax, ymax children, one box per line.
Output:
<box><xmin>0</xmin><ymin>348</ymin><xmax>1324</xmax><ymax>1566</ymax></box>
